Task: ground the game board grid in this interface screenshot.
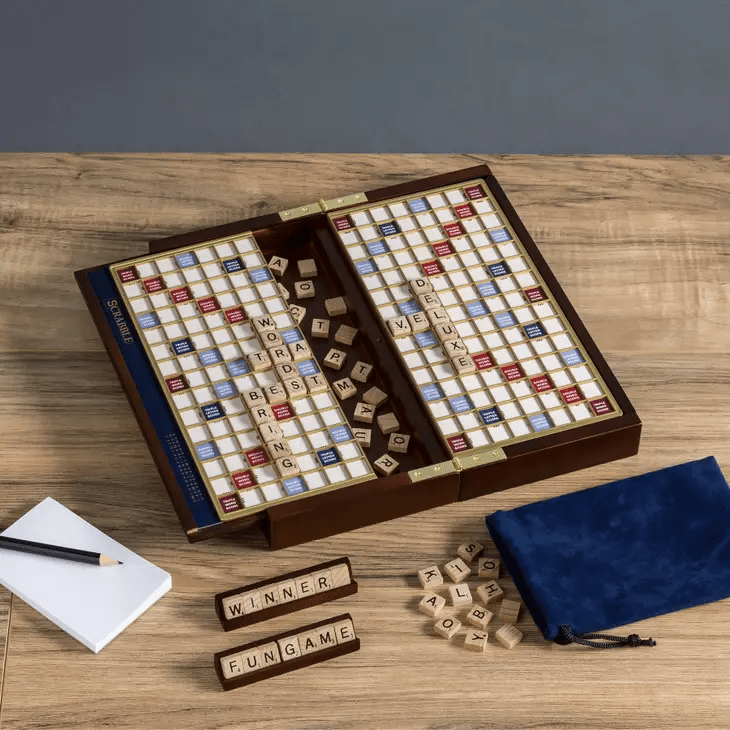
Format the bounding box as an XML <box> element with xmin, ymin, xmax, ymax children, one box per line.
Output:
<box><xmin>328</xmin><ymin>180</ymin><xmax>621</xmax><ymax>454</ymax></box>
<box><xmin>111</xmin><ymin>234</ymin><xmax>376</xmax><ymax>521</ymax></box>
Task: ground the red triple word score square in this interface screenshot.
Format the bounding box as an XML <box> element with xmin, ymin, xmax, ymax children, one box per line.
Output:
<box><xmin>271</xmin><ymin>403</ymin><xmax>295</xmax><ymax>421</ymax></box>
<box><xmin>332</xmin><ymin>216</ymin><xmax>352</xmax><ymax>231</ymax></box>
<box><xmin>524</xmin><ymin>287</ymin><xmax>547</xmax><ymax>303</ymax></box>
<box><xmin>170</xmin><ymin>287</ymin><xmax>192</xmax><ymax>303</ymax></box>
<box><xmin>422</xmin><ymin>260</ymin><xmax>443</xmax><ymax>277</ymax></box>
<box><xmin>447</xmin><ymin>434</ymin><xmax>470</xmax><ymax>453</ymax></box>
<box><xmin>560</xmin><ymin>386</ymin><xmax>583</xmax><ymax>404</ymax></box>
<box><xmin>198</xmin><ymin>296</ymin><xmax>221</xmax><ymax>314</ymax></box>
<box><xmin>245</xmin><ymin>448</ymin><xmax>270</xmax><ymax>466</ymax></box>
<box><xmin>232</xmin><ymin>470</ymin><xmax>256</xmax><ymax>490</ymax></box>
<box><xmin>453</xmin><ymin>203</ymin><xmax>475</xmax><ymax>219</ymax></box>
<box><xmin>225</xmin><ymin>307</ymin><xmax>246</xmax><ymax>324</ymax></box>
<box><xmin>165</xmin><ymin>375</ymin><xmax>188</xmax><ymax>393</ymax></box>
<box><xmin>443</xmin><ymin>222</ymin><xmax>465</xmax><ymax>238</ymax></box>
<box><xmin>472</xmin><ymin>352</ymin><xmax>495</xmax><ymax>370</ymax></box>
<box><xmin>143</xmin><ymin>276</ymin><xmax>166</xmax><ymax>293</ymax></box>
<box><xmin>219</xmin><ymin>495</ymin><xmax>241</xmax><ymax>513</ymax></box>
<box><xmin>500</xmin><ymin>363</ymin><xmax>524</xmax><ymax>382</ymax></box>
<box><xmin>432</xmin><ymin>241</ymin><xmax>455</xmax><ymax>257</ymax></box>
<box><xmin>464</xmin><ymin>185</ymin><xmax>486</xmax><ymax>200</ymax></box>
<box><xmin>530</xmin><ymin>375</ymin><xmax>553</xmax><ymax>393</ymax></box>
<box><xmin>590</xmin><ymin>397</ymin><xmax>614</xmax><ymax>416</ymax></box>
<box><xmin>117</xmin><ymin>267</ymin><xmax>138</xmax><ymax>283</ymax></box>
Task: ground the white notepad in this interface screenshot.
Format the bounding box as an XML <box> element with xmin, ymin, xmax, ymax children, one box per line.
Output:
<box><xmin>0</xmin><ymin>497</ymin><xmax>172</xmax><ymax>652</ymax></box>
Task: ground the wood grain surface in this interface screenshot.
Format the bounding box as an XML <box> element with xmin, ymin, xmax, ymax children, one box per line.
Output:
<box><xmin>0</xmin><ymin>154</ymin><xmax>729</xmax><ymax>729</ymax></box>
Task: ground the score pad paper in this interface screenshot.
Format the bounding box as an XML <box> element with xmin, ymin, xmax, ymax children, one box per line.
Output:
<box><xmin>0</xmin><ymin>498</ymin><xmax>171</xmax><ymax>653</ymax></box>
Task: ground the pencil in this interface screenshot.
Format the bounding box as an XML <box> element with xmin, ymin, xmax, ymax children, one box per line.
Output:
<box><xmin>0</xmin><ymin>535</ymin><xmax>122</xmax><ymax>566</ymax></box>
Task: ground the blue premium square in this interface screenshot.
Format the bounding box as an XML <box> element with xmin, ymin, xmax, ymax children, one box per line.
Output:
<box><xmin>408</xmin><ymin>197</ymin><xmax>430</xmax><ymax>213</ymax></box>
<box><xmin>171</xmin><ymin>338</ymin><xmax>195</xmax><ymax>355</ymax></box>
<box><xmin>329</xmin><ymin>425</ymin><xmax>352</xmax><ymax>444</ymax></box>
<box><xmin>355</xmin><ymin>259</ymin><xmax>378</xmax><ymax>275</ymax></box>
<box><xmin>137</xmin><ymin>312</ymin><xmax>160</xmax><ymax>329</ymax></box>
<box><xmin>561</xmin><ymin>348</ymin><xmax>585</xmax><ymax>366</ymax></box>
<box><xmin>488</xmin><ymin>261</ymin><xmax>510</xmax><ymax>278</ymax></box>
<box><xmin>227</xmin><ymin>358</ymin><xmax>250</xmax><ymax>377</ymax></box>
<box><xmin>524</xmin><ymin>323</ymin><xmax>546</xmax><ymax>339</ymax></box>
<box><xmin>249</xmin><ymin>267</ymin><xmax>272</xmax><ymax>283</ymax></box>
<box><xmin>195</xmin><ymin>441</ymin><xmax>220</xmax><ymax>460</ymax></box>
<box><xmin>296</xmin><ymin>359</ymin><xmax>319</xmax><ymax>377</ymax></box>
<box><xmin>175</xmin><ymin>252</ymin><xmax>198</xmax><ymax>268</ymax></box>
<box><xmin>494</xmin><ymin>312</ymin><xmax>517</xmax><ymax>328</ymax></box>
<box><xmin>378</xmin><ymin>221</ymin><xmax>400</xmax><ymax>236</ymax></box>
<box><xmin>222</xmin><ymin>256</ymin><xmax>245</xmax><ymax>273</ymax></box>
<box><xmin>199</xmin><ymin>348</ymin><xmax>223</xmax><ymax>366</ymax></box>
<box><xmin>213</xmin><ymin>380</ymin><xmax>237</xmax><ymax>399</ymax></box>
<box><xmin>479</xmin><ymin>407</ymin><xmax>503</xmax><ymax>425</ymax></box>
<box><xmin>477</xmin><ymin>281</ymin><xmax>499</xmax><ymax>297</ymax></box>
<box><xmin>466</xmin><ymin>301</ymin><xmax>488</xmax><ymax>318</ymax></box>
<box><xmin>201</xmin><ymin>402</ymin><xmax>225</xmax><ymax>421</ymax></box>
<box><xmin>449</xmin><ymin>395</ymin><xmax>473</xmax><ymax>414</ymax></box>
<box><xmin>489</xmin><ymin>228</ymin><xmax>512</xmax><ymax>243</ymax></box>
<box><xmin>421</xmin><ymin>383</ymin><xmax>444</xmax><ymax>402</ymax></box>
<box><xmin>317</xmin><ymin>448</ymin><xmax>341</xmax><ymax>467</ymax></box>
<box><xmin>283</xmin><ymin>476</ymin><xmax>306</xmax><ymax>496</ymax></box>
<box><xmin>415</xmin><ymin>330</ymin><xmax>438</xmax><ymax>348</ymax></box>
<box><xmin>367</xmin><ymin>240</ymin><xmax>389</xmax><ymax>256</ymax></box>
<box><xmin>398</xmin><ymin>299</ymin><xmax>422</xmax><ymax>316</ymax></box>
<box><xmin>280</xmin><ymin>328</ymin><xmax>303</xmax><ymax>344</ymax></box>
<box><xmin>529</xmin><ymin>413</ymin><xmax>553</xmax><ymax>431</ymax></box>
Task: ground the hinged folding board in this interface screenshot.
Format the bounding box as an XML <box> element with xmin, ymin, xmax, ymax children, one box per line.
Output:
<box><xmin>76</xmin><ymin>164</ymin><xmax>641</xmax><ymax>549</ymax></box>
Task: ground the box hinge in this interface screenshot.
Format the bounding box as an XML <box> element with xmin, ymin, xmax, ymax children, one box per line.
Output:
<box><xmin>408</xmin><ymin>460</ymin><xmax>459</xmax><ymax>483</ymax></box>
<box><xmin>319</xmin><ymin>193</ymin><xmax>368</xmax><ymax>212</ymax></box>
<box><xmin>452</xmin><ymin>447</ymin><xmax>507</xmax><ymax>471</ymax></box>
<box><xmin>279</xmin><ymin>202</ymin><xmax>323</xmax><ymax>221</ymax></box>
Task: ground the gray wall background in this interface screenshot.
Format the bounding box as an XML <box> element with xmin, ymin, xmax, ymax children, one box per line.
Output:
<box><xmin>2</xmin><ymin>0</ymin><xmax>729</xmax><ymax>153</ymax></box>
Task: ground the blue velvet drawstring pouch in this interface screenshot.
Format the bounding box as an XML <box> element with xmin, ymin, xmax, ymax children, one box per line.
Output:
<box><xmin>485</xmin><ymin>457</ymin><xmax>730</xmax><ymax>648</ymax></box>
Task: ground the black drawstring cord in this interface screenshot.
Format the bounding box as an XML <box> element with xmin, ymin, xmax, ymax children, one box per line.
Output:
<box><xmin>557</xmin><ymin>624</ymin><xmax>657</xmax><ymax>649</ymax></box>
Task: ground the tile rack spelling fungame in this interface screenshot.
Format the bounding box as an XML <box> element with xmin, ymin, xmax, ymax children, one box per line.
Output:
<box><xmin>76</xmin><ymin>165</ymin><xmax>641</xmax><ymax>549</ymax></box>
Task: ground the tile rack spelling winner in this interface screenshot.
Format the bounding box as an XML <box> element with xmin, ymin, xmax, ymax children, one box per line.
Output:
<box><xmin>76</xmin><ymin>165</ymin><xmax>641</xmax><ymax>549</ymax></box>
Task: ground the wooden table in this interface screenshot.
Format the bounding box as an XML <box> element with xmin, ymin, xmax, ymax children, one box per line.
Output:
<box><xmin>1</xmin><ymin>154</ymin><xmax>729</xmax><ymax>729</ymax></box>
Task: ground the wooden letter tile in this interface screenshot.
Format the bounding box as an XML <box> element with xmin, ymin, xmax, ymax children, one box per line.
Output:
<box><xmin>220</xmin><ymin>653</ymin><xmax>244</xmax><ymax>679</ymax></box>
<box><xmin>354</xmin><ymin>402</ymin><xmax>375</xmax><ymax>423</ymax></box>
<box><xmin>363</xmin><ymin>386</ymin><xmax>388</xmax><ymax>407</ymax></box>
<box><xmin>464</xmin><ymin>630</ymin><xmax>489</xmax><ymax>652</ymax></box>
<box><xmin>443</xmin><ymin>558</ymin><xmax>470</xmax><ymax>583</ymax></box>
<box><xmin>417</xmin><ymin>565</ymin><xmax>444</xmax><ymax>589</ymax></box>
<box><xmin>316</xmin><ymin>625</ymin><xmax>338</xmax><ymax>650</ymax></box>
<box><xmin>435</xmin><ymin>323</ymin><xmax>459</xmax><ymax>342</ymax></box>
<box><xmin>478</xmin><ymin>557</ymin><xmax>500</xmax><ymax>579</ymax></box>
<box><xmin>260</xmin><ymin>584</ymin><xmax>280</xmax><ymax>608</ymax></box>
<box><xmin>476</xmin><ymin>580</ymin><xmax>504</xmax><ymax>604</ymax></box>
<box><xmin>240</xmin><ymin>647</ymin><xmax>264</xmax><ymax>673</ymax></box>
<box><xmin>324</xmin><ymin>297</ymin><xmax>348</xmax><ymax>316</ymax></box>
<box><xmin>289</xmin><ymin>341</ymin><xmax>312</xmax><ymax>361</ymax></box>
<box><xmin>434</xmin><ymin>616</ymin><xmax>461</xmax><ymax>640</ymax></box>
<box><xmin>388</xmin><ymin>433</ymin><xmax>410</xmax><ymax>453</ymax></box>
<box><xmin>294</xmin><ymin>280</ymin><xmax>316</xmax><ymax>299</ymax></box>
<box><xmin>264</xmin><ymin>382</ymin><xmax>287</xmax><ymax>405</ymax></box>
<box><xmin>495</xmin><ymin>624</ymin><xmax>524</xmax><ymax>649</ymax></box>
<box><xmin>452</xmin><ymin>355</ymin><xmax>476</xmax><ymax>375</ymax></box>
<box><xmin>373</xmin><ymin>453</ymin><xmax>399</xmax><ymax>475</ymax></box>
<box><xmin>324</xmin><ymin>348</ymin><xmax>347</xmax><ymax>370</ymax></box>
<box><xmin>304</xmin><ymin>372</ymin><xmax>328</xmax><ymax>393</ymax></box>
<box><xmin>353</xmin><ymin>428</ymin><xmax>372</xmax><ymax>449</ymax></box>
<box><xmin>335</xmin><ymin>324</ymin><xmax>358</xmax><ymax>346</ymax></box>
<box><xmin>448</xmin><ymin>583</ymin><xmax>473</xmax><ymax>608</ymax></box>
<box><xmin>275</xmin><ymin>456</ymin><xmax>300</xmax><ymax>478</ymax></box>
<box><xmin>222</xmin><ymin>595</ymin><xmax>246</xmax><ymax>620</ymax></box>
<box><xmin>277</xmin><ymin>636</ymin><xmax>302</xmax><ymax>661</ymax></box>
<box><xmin>499</xmin><ymin>599</ymin><xmax>522</xmax><ymax>624</ymax></box>
<box><xmin>333</xmin><ymin>377</ymin><xmax>357</xmax><ymax>400</ymax></box>
<box><xmin>260</xmin><ymin>642</ymin><xmax>281</xmax><ymax>668</ymax></box>
<box><xmin>284</xmin><ymin>377</ymin><xmax>306</xmax><ymax>398</ymax></box>
<box><xmin>295</xmin><ymin>574</ymin><xmax>316</xmax><ymax>599</ymax></box>
<box><xmin>248</xmin><ymin>350</ymin><xmax>272</xmax><ymax>372</ymax></box>
<box><xmin>278</xmin><ymin>282</ymin><xmax>290</xmax><ymax>301</ymax></box>
<box><xmin>457</xmin><ymin>540</ymin><xmax>484</xmax><ymax>564</ymax></box>
<box><xmin>333</xmin><ymin>618</ymin><xmax>357</xmax><ymax>644</ymax></box>
<box><xmin>239</xmin><ymin>589</ymin><xmax>262</xmax><ymax>613</ymax></box>
<box><xmin>268</xmin><ymin>256</ymin><xmax>289</xmax><ymax>277</ymax></box>
<box><xmin>289</xmin><ymin>304</ymin><xmax>306</xmax><ymax>324</ymax></box>
<box><xmin>311</xmin><ymin>318</ymin><xmax>330</xmax><ymax>338</ymax></box>
<box><xmin>407</xmin><ymin>311</ymin><xmax>429</xmax><ymax>332</ymax></box>
<box><xmin>388</xmin><ymin>316</ymin><xmax>412</xmax><ymax>337</ymax></box>
<box><xmin>311</xmin><ymin>568</ymin><xmax>334</xmax><ymax>592</ymax></box>
<box><xmin>297</xmin><ymin>258</ymin><xmax>318</xmax><ymax>278</ymax></box>
<box><xmin>329</xmin><ymin>563</ymin><xmax>352</xmax><ymax>588</ymax></box>
<box><xmin>419</xmin><ymin>593</ymin><xmax>447</xmax><ymax>617</ymax></box>
<box><xmin>466</xmin><ymin>605</ymin><xmax>494</xmax><ymax>631</ymax></box>
<box><xmin>350</xmin><ymin>361</ymin><xmax>373</xmax><ymax>383</ymax></box>
<box><xmin>277</xmin><ymin>579</ymin><xmax>299</xmax><ymax>603</ymax></box>
<box><xmin>298</xmin><ymin>629</ymin><xmax>321</xmax><ymax>656</ymax></box>
<box><xmin>409</xmin><ymin>277</ymin><xmax>433</xmax><ymax>296</ymax></box>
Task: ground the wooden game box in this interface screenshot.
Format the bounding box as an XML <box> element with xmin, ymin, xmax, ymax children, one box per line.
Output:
<box><xmin>75</xmin><ymin>164</ymin><xmax>641</xmax><ymax>549</ymax></box>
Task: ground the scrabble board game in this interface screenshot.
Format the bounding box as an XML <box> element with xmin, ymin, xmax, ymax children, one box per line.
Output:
<box><xmin>76</xmin><ymin>164</ymin><xmax>641</xmax><ymax>548</ymax></box>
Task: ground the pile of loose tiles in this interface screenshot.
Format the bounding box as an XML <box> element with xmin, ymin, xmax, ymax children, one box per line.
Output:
<box><xmin>417</xmin><ymin>539</ymin><xmax>524</xmax><ymax>651</ymax></box>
